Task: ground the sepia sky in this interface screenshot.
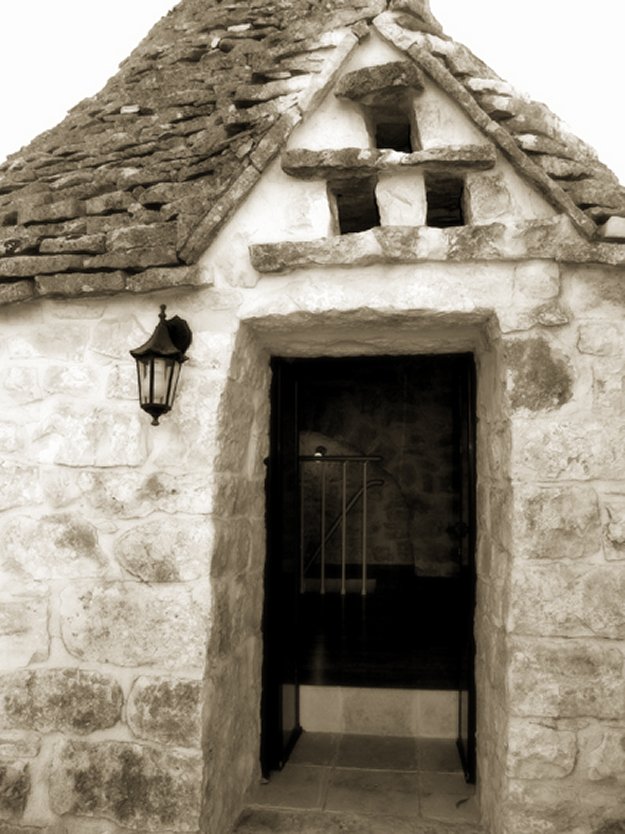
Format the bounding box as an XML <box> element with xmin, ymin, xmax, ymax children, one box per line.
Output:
<box><xmin>0</xmin><ymin>1</ymin><xmax>623</xmax><ymax>182</ymax></box>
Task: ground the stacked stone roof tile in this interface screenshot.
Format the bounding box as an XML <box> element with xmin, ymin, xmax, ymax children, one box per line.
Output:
<box><xmin>0</xmin><ymin>0</ymin><xmax>624</xmax><ymax>304</ymax></box>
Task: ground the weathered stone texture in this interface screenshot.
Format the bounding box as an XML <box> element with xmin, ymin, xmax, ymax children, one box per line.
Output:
<box><xmin>0</xmin><ymin>669</ymin><xmax>122</xmax><ymax>734</ymax></box>
<box><xmin>79</xmin><ymin>469</ymin><xmax>214</xmax><ymax>518</ymax></box>
<box><xmin>334</xmin><ymin>60</ymin><xmax>424</xmax><ymax>102</ymax></box>
<box><xmin>127</xmin><ymin>677</ymin><xmax>202</xmax><ymax>747</ymax></box>
<box><xmin>505</xmin><ymin>338</ymin><xmax>573</xmax><ymax>411</ymax></box>
<box><xmin>115</xmin><ymin>518</ymin><xmax>213</xmax><ymax>582</ymax></box>
<box><xmin>49</xmin><ymin>740</ymin><xmax>202</xmax><ymax>831</ymax></box>
<box><xmin>578</xmin><ymin>323</ymin><xmax>623</xmax><ymax>357</ymax></box>
<box><xmin>0</xmin><ymin>732</ymin><xmax>40</xmax><ymax>759</ymax></box>
<box><xmin>507</xmin><ymin>721</ymin><xmax>576</xmax><ymax>779</ymax></box>
<box><xmin>0</xmin><ymin>594</ymin><xmax>49</xmax><ymax>670</ymax></box>
<box><xmin>0</xmin><ymin>762</ymin><xmax>29</xmax><ymax>819</ymax></box>
<box><xmin>33</xmin><ymin>405</ymin><xmax>147</xmax><ymax>467</ymax></box>
<box><xmin>513</xmin><ymin>485</ymin><xmax>601</xmax><ymax>561</ymax></box>
<box><xmin>512</xmin><ymin>419</ymin><xmax>625</xmax><ymax>481</ymax></box>
<box><xmin>0</xmin><ymin>514</ymin><xmax>105</xmax><ymax>582</ymax></box>
<box><xmin>601</xmin><ymin>495</ymin><xmax>625</xmax><ymax>561</ymax></box>
<box><xmin>511</xmin><ymin>564</ymin><xmax>625</xmax><ymax>639</ymax></box>
<box><xmin>60</xmin><ymin>583</ymin><xmax>210</xmax><ymax>670</ymax></box>
<box><xmin>509</xmin><ymin>639</ymin><xmax>625</xmax><ymax>719</ymax></box>
<box><xmin>588</xmin><ymin>730</ymin><xmax>625</xmax><ymax>782</ymax></box>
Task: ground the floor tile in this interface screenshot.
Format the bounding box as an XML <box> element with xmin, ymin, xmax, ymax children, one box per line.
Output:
<box><xmin>421</xmin><ymin>792</ymin><xmax>480</xmax><ymax>824</ymax></box>
<box><xmin>251</xmin><ymin>764</ymin><xmax>326</xmax><ymax>810</ymax></box>
<box><xmin>336</xmin><ymin>734</ymin><xmax>418</xmax><ymax>771</ymax></box>
<box><xmin>290</xmin><ymin>733</ymin><xmax>340</xmax><ymax>766</ymax></box>
<box><xmin>417</xmin><ymin>738</ymin><xmax>463</xmax><ymax>772</ymax></box>
<box><xmin>420</xmin><ymin>771</ymin><xmax>473</xmax><ymax>795</ymax></box>
<box><xmin>325</xmin><ymin>768</ymin><xmax>420</xmax><ymax>816</ymax></box>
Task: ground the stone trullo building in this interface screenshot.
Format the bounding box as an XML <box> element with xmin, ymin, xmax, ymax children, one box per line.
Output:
<box><xmin>1</xmin><ymin>1</ymin><xmax>625</xmax><ymax>832</ymax></box>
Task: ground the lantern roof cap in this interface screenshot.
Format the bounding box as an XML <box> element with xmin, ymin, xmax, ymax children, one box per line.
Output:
<box><xmin>130</xmin><ymin>305</ymin><xmax>192</xmax><ymax>362</ymax></box>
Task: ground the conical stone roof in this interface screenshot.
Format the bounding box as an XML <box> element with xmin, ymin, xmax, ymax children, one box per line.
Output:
<box><xmin>0</xmin><ymin>0</ymin><xmax>623</xmax><ymax>304</ymax></box>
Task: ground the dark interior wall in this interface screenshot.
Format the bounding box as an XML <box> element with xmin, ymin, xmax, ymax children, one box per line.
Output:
<box><xmin>299</xmin><ymin>357</ymin><xmax>462</xmax><ymax>577</ymax></box>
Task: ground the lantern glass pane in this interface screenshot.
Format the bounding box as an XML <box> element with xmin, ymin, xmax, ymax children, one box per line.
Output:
<box><xmin>137</xmin><ymin>359</ymin><xmax>152</xmax><ymax>405</ymax></box>
<box><xmin>152</xmin><ymin>358</ymin><xmax>174</xmax><ymax>405</ymax></box>
<box><xmin>167</xmin><ymin>362</ymin><xmax>182</xmax><ymax>408</ymax></box>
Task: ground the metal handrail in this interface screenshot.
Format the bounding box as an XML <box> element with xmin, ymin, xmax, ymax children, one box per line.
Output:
<box><xmin>303</xmin><ymin>479</ymin><xmax>384</xmax><ymax>574</ymax></box>
<box><xmin>299</xmin><ymin>452</ymin><xmax>383</xmax><ymax>596</ymax></box>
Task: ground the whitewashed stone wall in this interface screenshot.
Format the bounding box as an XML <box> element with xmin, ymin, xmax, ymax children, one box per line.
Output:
<box><xmin>2</xmin><ymin>29</ymin><xmax>625</xmax><ymax>834</ymax></box>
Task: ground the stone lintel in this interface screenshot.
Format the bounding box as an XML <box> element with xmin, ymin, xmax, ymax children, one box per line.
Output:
<box><xmin>249</xmin><ymin>219</ymin><xmax>625</xmax><ymax>273</ymax></box>
<box><xmin>334</xmin><ymin>60</ymin><xmax>425</xmax><ymax>104</ymax></box>
<box><xmin>282</xmin><ymin>145</ymin><xmax>496</xmax><ymax>179</ymax></box>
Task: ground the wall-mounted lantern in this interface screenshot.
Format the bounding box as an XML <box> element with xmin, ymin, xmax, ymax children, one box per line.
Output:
<box><xmin>130</xmin><ymin>304</ymin><xmax>192</xmax><ymax>426</ymax></box>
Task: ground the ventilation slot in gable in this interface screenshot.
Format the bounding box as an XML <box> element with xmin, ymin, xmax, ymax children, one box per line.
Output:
<box><xmin>330</xmin><ymin>178</ymin><xmax>380</xmax><ymax>235</ymax></box>
<box><xmin>425</xmin><ymin>174</ymin><xmax>465</xmax><ymax>228</ymax></box>
<box><xmin>369</xmin><ymin>106</ymin><xmax>419</xmax><ymax>153</ymax></box>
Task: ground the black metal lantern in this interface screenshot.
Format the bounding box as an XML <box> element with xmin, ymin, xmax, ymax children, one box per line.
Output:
<box><xmin>130</xmin><ymin>305</ymin><xmax>192</xmax><ymax>426</ymax></box>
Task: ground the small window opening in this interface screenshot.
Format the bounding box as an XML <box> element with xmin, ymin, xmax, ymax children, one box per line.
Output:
<box><xmin>369</xmin><ymin>104</ymin><xmax>419</xmax><ymax>152</ymax></box>
<box><xmin>330</xmin><ymin>178</ymin><xmax>380</xmax><ymax>235</ymax></box>
<box><xmin>425</xmin><ymin>174</ymin><xmax>465</xmax><ymax>228</ymax></box>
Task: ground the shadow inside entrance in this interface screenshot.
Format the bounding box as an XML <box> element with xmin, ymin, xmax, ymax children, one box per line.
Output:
<box><xmin>236</xmin><ymin>732</ymin><xmax>480</xmax><ymax>832</ymax></box>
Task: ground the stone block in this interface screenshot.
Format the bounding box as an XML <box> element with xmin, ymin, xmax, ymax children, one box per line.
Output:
<box><xmin>511</xmin><ymin>564</ymin><xmax>625</xmax><ymax>639</ymax></box>
<box><xmin>0</xmin><ymin>669</ymin><xmax>122</xmax><ymax>734</ymax></box>
<box><xmin>60</xmin><ymin>582</ymin><xmax>210</xmax><ymax>671</ymax></box>
<box><xmin>512</xmin><ymin>418</ymin><xmax>625</xmax><ymax>481</ymax></box>
<box><xmin>588</xmin><ymin>731</ymin><xmax>625</xmax><ymax>782</ymax></box>
<box><xmin>78</xmin><ymin>469</ymin><xmax>215</xmax><ymax>518</ymax></box>
<box><xmin>0</xmin><ymin>255</ymin><xmax>85</xmax><ymax>278</ymax></box>
<box><xmin>509</xmin><ymin>564</ymin><xmax>583</xmax><ymax>638</ymax></box>
<box><xmin>376</xmin><ymin>172</ymin><xmax>426</xmax><ymax>226</ymax></box>
<box><xmin>108</xmin><ymin>223</ymin><xmax>176</xmax><ymax>252</ymax></box>
<box><xmin>513</xmin><ymin>485</ymin><xmax>601</xmax><ymax>561</ymax></box>
<box><xmin>0</xmin><ymin>281</ymin><xmax>33</xmax><ymax>306</ymax></box>
<box><xmin>39</xmin><ymin>234</ymin><xmax>107</xmax><ymax>254</ymax></box>
<box><xmin>0</xmin><ymin>465</ymin><xmax>43</xmax><ymax>513</ymax></box>
<box><xmin>465</xmin><ymin>171</ymin><xmax>512</xmax><ymax>223</ymax></box>
<box><xmin>127</xmin><ymin>677</ymin><xmax>202</xmax><ymax>747</ymax></box>
<box><xmin>0</xmin><ymin>732</ymin><xmax>40</xmax><ymax>759</ymax></box>
<box><xmin>18</xmin><ymin>198</ymin><xmax>84</xmax><ymax>225</ymax></box>
<box><xmin>105</xmin><ymin>363</ymin><xmax>136</xmax><ymax>399</ymax></box>
<box><xmin>0</xmin><ymin>513</ymin><xmax>105</xmax><ymax>582</ymax></box>
<box><xmin>507</xmin><ymin>720</ymin><xmax>576</xmax><ymax>779</ymax></box>
<box><xmin>49</xmin><ymin>740</ymin><xmax>202</xmax><ymax>831</ymax></box>
<box><xmin>578</xmin><ymin>323</ymin><xmax>623</xmax><ymax>357</ymax></box>
<box><xmin>33</xmin><ymin>404</ymin><xmax>147</xmax><ymax>467</ymax></box>
<box><xmin>509</xmin><ymin>638</ymin><xmax>625</xmax><ymax>719</ymax></box>
<box><xmin>0</xmin><ymin>593</ymin><xmax>49</xmax><ymax>669</ymax></box>
<box><xmin>514</xmin><ymin>261</ymin><xmax>561</xmax><ymax>302</ymax></box>
<box><xmin>579</xmin><ymin>566</ymin><xmax>625</xmax><ymax>639</ymax></box>
<box><xmin>334</xmin><ymin>60</ymin><xmax>424</xmax><ymax>103</ymax></box>
<box><xmin>3</xmin><ymin>367</ymin><xmax>41</xmax><ymax>403</ymax></box>
<box><xmin>35</xmin><ymin>271</ymin><xmax>127</xmax><ymax>297</ymax></box>
<box><xmin>505</xmin><ymin>338</ymin><xmax>573</xmax><ymax>412</ymax></box>
<box><xmin>43</xmin><ymin>364</ymin><xmax>99</xmax><ymax>396</ymax></box>
<box><xmin>0</xmin><ymin>762</ymin><xmax>29</xmax><ymax>819</ymax></box>
<box><xmin>114</xmin><ymin>518</ymin><xmax>214</xmax><ymax>582</ymax></box>
<box><xmin>125</xmin><ymin>265</ymin><xmax>202</xmax><ymax>293</ymax></box>
<box><xmin>89</xmin><ymin>316</ymin><xmax>147</xmax><ymax>360</ymax></box>
<box><xmin>84</xmin><ymin>191</ymin><xmax>132</xmax><ymax>215</ymax></box>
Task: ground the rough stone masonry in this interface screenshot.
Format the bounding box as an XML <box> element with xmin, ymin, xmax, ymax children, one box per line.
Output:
<box><xmin>1</xmin><ymin>1</ymin><xmax>625</xmax><ymax>833</ymax></box>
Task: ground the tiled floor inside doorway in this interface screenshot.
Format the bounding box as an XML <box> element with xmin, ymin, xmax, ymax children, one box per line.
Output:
<box><xmin>239</xmin><ymin>732</ymin><xmax>480</xmax><ymax>831</ymax></box>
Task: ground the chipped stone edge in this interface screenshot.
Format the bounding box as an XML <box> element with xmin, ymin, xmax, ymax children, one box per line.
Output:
<box><xmin>373</xmin><ymin>11</ymin><xmax>599</xmax><ymax>241</ymax></box>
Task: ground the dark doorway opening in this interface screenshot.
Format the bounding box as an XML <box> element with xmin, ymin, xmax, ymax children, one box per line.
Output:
<box><xmin>261</xmin><ymin>355</ymin><xmax>476</xmax><ymax>782</ymax></box>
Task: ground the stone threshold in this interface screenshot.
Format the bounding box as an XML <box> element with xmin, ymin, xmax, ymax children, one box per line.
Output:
<box><xmin>281</xmin><ymin>146</ymin><xmax>497</xmax><ymax>179</ymax></box>
<box><xmin>234</xmin><ymin>807</ymin><xmax>484</xmax><ymax>833</ymax></box>
<box><xmin>249</xmin><ymin>219</ymin><xmax>625</xmax><ymax>273</ymax></box>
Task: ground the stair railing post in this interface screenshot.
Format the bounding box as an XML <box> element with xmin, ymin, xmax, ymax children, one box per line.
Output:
<box><xmin>341</xmin><ymin>461</ymin><xmax>347</xmax><ymax>596</ymax></box>
<box><xmin>361</xmin><ymin>460</ymin><xmax>368</xmax><ymax>597</ymax></box>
